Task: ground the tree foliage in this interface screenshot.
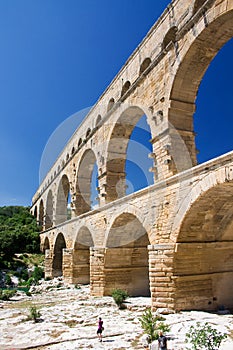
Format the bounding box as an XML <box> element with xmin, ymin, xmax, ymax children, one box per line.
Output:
<box><xmin>0</xmin><ymin>206</ymin><xmax>40</xmax><ymax>267</ymax></box>
<box><xmin>111</xmin><ymin>288</ymin><xmax>129</xmax><ymax>308</ymax></box>
<box><xmin>185</xmin><ymin>322</ymin><xmax>227</xmax><ymax>350</ymax></box>
<box><xmin>139</xmin><ymin>308</ymin><xmax>170</xmax><ymax>344</ymax></box>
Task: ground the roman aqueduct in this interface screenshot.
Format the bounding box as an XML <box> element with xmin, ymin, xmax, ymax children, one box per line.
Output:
<box><xmin>31</xmin><ymin>0</ymin><xmax>233</xmax><ymax>311</ymax></box>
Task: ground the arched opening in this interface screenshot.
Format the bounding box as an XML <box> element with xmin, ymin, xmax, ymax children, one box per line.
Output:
<box><xmin>121</xmin><ymin>81</ymin><xmax>131</xmax><ymax>97</ymax></box>
<box><xmin>96</xmin><ymin>114</ymin><xmax>102</xmax><ymax>126</ymax></box>
<box><xmin>106</xmin><ymin>106</ymin><xmax>154</xmax><ymax>202</ymax></box>
<box><xmin>139</xmin><ymin>57</ymin><xmax>151</xmax><ymax>75</ymax></box>
<box><xmin>107</xmin><ymin>98</ymin><xmax>115</xmax><ymax>112</ymax></box>
<box><xmin>78</xmin><ymin>138</ymin><xmax>82</xmax><ymax>148</ymax></box>
<box><xmin>45</xmin><ymin>190</ymin><xmax>53</xmax><ymax>229</ymax></box>
<box><xmin>43</xmin><ymin>236</ymin><xmax>50</xmax><ymax>252</ymax></box>
<box><xmin>33</xmin><ymin>206</ymin><xmax>37</xmax><ymax>219</ymax></box>
<box><xmin>193</xmin><ymin>0</ymin><xmax>206</xmax><ymax>15</ymax></box>
<box><xmin>86</xmin><ymin>128</ymin><xmax>91</xmax><ymax>138</ymax></box>
<box><xmin>75</xmin><ymin>149</ymin><xmax>99</xmax><ymax>216</ymax></box>
<box><xmin>55</xmin><ymin>174</ymin><xmax>71</xmax><ymax>225</ymax></box>
<box><xmin>52</xmin><ymin>232</ymin><xmax>66</xmax><ymax>277</ymax></box>
<box><xmin>104</xmin><ymin>213</ymin><xmax>150</xmax><ymax>296</ymax></box>
<box><xmin>174</xmin><ymin>182</ymin><xmax>233</xmax><ymax>311</ymax></box>
<box><xmin>71</xmin><ymin>146</ymin><xmax>75</xmax><ymax>155</ymax></box>
<box><xmin>162</xmin><ymin>26</ymin><xmax>177</xmax><ymax>51</ymax></box>
<box><xmin>169</xmin><ymin>9</ymin><xmax>233</xmax><ymax>168</ymax></box>
<box><xmin>195</xmin><ymin>38</ymin><xmax>233</xmax><ymax>163</ymax></box>
<box><xmin>39</xmin><ymin>200</ymin><xmax>44</xmax><ymax>229</ymax></box>
<box><xmin>73</xmin><ymin>226</ymin><xmax>94</xmax><ymax>284</ymax></box>
<box><xmin>66</xmin><ymin>153</ymin><xmax>69</xmax><ymax>162</ymax></box>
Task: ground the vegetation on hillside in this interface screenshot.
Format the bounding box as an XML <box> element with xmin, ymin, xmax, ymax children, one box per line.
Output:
<box><xmin>0</xmin><ymin>206</ymin><xmax>41</xmax><ymax>268</ymax></box>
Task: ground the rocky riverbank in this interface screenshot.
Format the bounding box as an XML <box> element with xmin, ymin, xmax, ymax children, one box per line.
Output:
<box><xmin>0</xmin><ymin>279</ymin><xmax>233</xmax><ymax>349</ymax></box>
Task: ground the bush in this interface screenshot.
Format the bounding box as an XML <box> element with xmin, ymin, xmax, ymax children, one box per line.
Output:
<box><xmin>139</xmin><ymin>308</ymin><xmax>170</xmax><ymax>344</ymax></box>
<box><xmin>185</xmin><ymin>322</ymin><xmax>227</xmax><ymax>350</ymax></box>
<box><xmin>0</xmin><ymin>289</ymin><xmax>17</xmax><ymax>300</ymax></box>
<box><xmin>32</xmin><ymin>266</ymin><xmax>44</xmax><ymax>283</ymax></box>
<box><xmin>27</xmin><ymin>306</ymin><xmax>41</xmax><ymax>323</ymax></box>
<box><xmin>5</xmin><ymin>274</ymin><xmax>13</xmax><ymax>286</ymax></box>
<box><xmin>111</xmin><ymin>288</ymin><xmax>129</xmax><ymax>309</ymax></box>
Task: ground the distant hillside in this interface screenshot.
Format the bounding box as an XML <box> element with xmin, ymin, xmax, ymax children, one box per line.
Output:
<box><xmin>0</xmin><ymin>206</ymin><xmax>40</xmax><ymax>267</ymax></box>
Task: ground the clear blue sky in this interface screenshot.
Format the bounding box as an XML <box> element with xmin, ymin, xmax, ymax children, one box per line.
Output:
<box><xmin>0</xmin><ymin>0</ymin><xmax>232</xmax><ymax>207</ymax></box>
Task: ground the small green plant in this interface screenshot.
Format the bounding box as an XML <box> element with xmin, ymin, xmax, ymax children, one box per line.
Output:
<box><xmin>32</xmin><ymin>265</ymin><xmax>44</xmax><ymax>282</ymax></box>
<box><xmin>111</xmin><ymin>288</ymin><xmax>129</xmax><ymax>309</ymax></box>
<box><xmin>28</xmin><ymin>306</ymin><xmax>41</xmax><ymax>323</ymax></box>
<box><xmin>0</xmin><ymin>289</ymin><xmax>17</xmax><ymax>300</ymax></box>
<box><xmin>185</xmin><ymin>322</ymin><xmax>227</xmax><ymax>350</ymax></box>
<box><xmin>139</xmin><ymin>308</ymin><xmax>170</xmax><ymax>344</ymax></box>
<box><xmin>25</xmin><ymin>266</ymin><xmax>44</xmax><ymax>287</ymax></box>
<box><xmin>5</xmin><ymin>273</ymin><xmax>13</xmax><ymax>286</ymax></box>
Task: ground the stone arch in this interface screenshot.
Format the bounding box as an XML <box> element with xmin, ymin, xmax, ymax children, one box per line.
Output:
<box><xmin>139</xmin><ymin>57</ymin><xmax>151</xmax><ymax>75</ymax></box>
<box><xmin>121</xmin><ymin>81</ymin><xmax>131</xmax><ymax>97</ymax></box>
<box><xmin>45</xmin><ymin>190</ymin><xmax>53</xmax><ymax>229</ymax></box>
<box><xmin>39</xmin><ymin>200</ymin><xmax>44</xmax><ymax>228</ymax></box>
<box><xmin>107</xmin><ymin>98</ymin><xmax>115</xmax><ymax>112</ymax></box>
<box><xmin>75</xmin><ymin>149</ymin><xmax>98</xmax><ymax>216</ymax></box>
<box><xmin>52</xmin><ymin>232</ymin><xmax>66</xmax><ymax>277</ymax></box>
<box><xmin>162</xmin><ymin>26</ymin><xmax>177</xmax><ymax>51</ymax></box>
<box><xmin>96</xmin><ymin>114</ymin><xmax>102</xmax><ymax>126</ymax></box>
<box><xmin>72</xmin><ymin>226</ymin><xmax>94</xmax><ymax>284</ymax></box>
<box><xmin>55</xmin><ymin>174</ymin><xmax>70</xmax><ymax>225</ymax></box>
<box><xmin>104</xmin><ymin>212</ymin><xmax>150</xmax><ymax>296</ymax></box>
<box><xmin>106</xmin><ymin>105</ymin><xmax>153</xmax><ymax>202</ymax></box>
<box><xmin>168</xmin><ymin>6</ymin><xmax>233</xmax><ymax>167</ymax></box>
<box><xmin>173</xmin><ymin>181</ymin><xmax>233</xmax><ymax>311</ymax></box>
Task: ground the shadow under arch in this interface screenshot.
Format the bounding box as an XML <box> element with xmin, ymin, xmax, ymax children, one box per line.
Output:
<box><xmin>173</xmin><ymin>181</ymin><xmax>233</xmax><ymax>311</ymax></box>
<box><xmin>106</xmin><ymin>105</ymin><xmax>153</xmax><ymax>203</ymax></box>
<box><xmin>45</xmin><ymin>190</ymin><xmax>53</xmax><ymax>229</ymax></box>
<box><xmin>39</xmin><ymin>199</ymin><xmax>44</xmax><ymax>229</ymax></box>
<box><xmin>168</xmin><ymin>6</ymin><xmax>233</xmax><ymax>166</ymax></box>
<box><xmin>104</xmin><ymin>212</ymin><xmax>151</xmax><ymax>297</ymax></box>
<box><xmin>75</xmin><ymin>149</ymin><xmax>98</xmax><ymax>216</ymax></box>
<box><xmin>52</xmin><ymin>232</ymin><xmax>67</xmax><ymax>278</ymax></box>
<box><xmin>55</xmin><ymin>174</ymin><xmax>70</xmax><ymax>225</ymax></box>
<box><xmin>72</xmin><ymin>226</ymin><xmax>94</xmax><ymax>284</ymax></box>
<box><xmin>42</xmin><ymin>236</ymin><xmax>50</xmax><ymax>252</ymax></box>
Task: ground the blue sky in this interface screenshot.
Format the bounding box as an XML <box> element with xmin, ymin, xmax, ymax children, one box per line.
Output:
<box><xmin>0</xmin><ymin>0</ymin><xmax>232</xmax><ymax>207</ymax></box>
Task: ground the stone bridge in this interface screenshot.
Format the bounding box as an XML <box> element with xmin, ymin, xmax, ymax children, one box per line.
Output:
<box><xmin>31</xmin><ymin>0</ymin><xmax>233</xmax><ymax>311</ymax></box>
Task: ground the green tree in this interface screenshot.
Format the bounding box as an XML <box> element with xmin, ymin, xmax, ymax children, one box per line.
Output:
<box><xmin>185</xmin><ymin>322</ymin><xmax>227</xmax><ymax>350</ymax></box>
<box><xmin>0</xmin><ymin>206</ymin><xmax>40</xmax><ymax>267</ymax></box>
<box><xmin>139</xmin><ymin>308</ymin><xmax>170</xmax><ymax>344</ymax></box>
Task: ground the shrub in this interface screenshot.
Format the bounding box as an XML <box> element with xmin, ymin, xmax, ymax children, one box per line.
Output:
<box><xmin>0</xmin><ymin>289</ymin><xmax>17</xmax><ymax>300</ymax></box>
<box><xmin>111</xmin><ymin>288</ymin><xmax>129</xmax><ymax>309</ymax></box>
<box><xmin>185</xmin><ymin>322</ymin><xmax>227</xmax><ymax>350</ymax></box>
<box><xmin>139</xmin><ymin>308</ymin><xmax>170</xmax><ymax>344</ymax></box>
<box><xmin>27</xmin><ymin>306</ymin><xmax>41</xmax><ymax>323</ymax></box>
<box><xmin>32</xmin><ymin>266</ymin><xmax>44</xmax><ymax>282</ymax></box>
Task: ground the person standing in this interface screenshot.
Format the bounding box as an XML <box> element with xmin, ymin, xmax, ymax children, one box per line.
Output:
<box><xmin>158</xmin><ymin>330</ymin><xmax>167</xmax><ymax>350</ymax></box>
<box><xmin>97</xmin><ymin>317</ymin><xmax>104</xmax><ymax>342</ymax></box>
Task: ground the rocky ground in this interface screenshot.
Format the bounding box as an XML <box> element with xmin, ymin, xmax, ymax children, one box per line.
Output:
<box><xmin>0</xmin><ymin>279</ymin><xmax>233</xmax><ymax>350</ymax></box>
